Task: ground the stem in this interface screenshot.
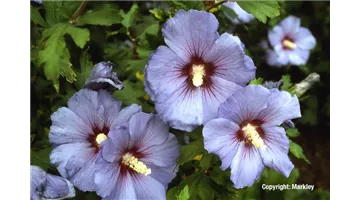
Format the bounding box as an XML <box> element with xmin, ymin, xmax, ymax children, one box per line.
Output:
<box><xmin>205</xmin><ymin>0</ymin><xmax>227</xmax><ymax>12</ymax></box>
<box><xmin>126</xmin><ymin>28</ymin><xmax>138</xmax><ymax>59</ymax></box>
<box><xmin>69</xmin><ymin>0</ymin><xmax>88</xmax><ymax>24</ymax></box>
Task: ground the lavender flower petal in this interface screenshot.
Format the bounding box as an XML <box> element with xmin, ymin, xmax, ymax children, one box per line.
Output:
<box><xmin>203</xmin><ymin>33</ymin><xmax>255</xmax><ymax>86</ymax></box>
<box><xmin>223</xmin><ymin>2</ymin><xmax>254</xmax><ymax>24</ymax></box>
<box><xmin>203</xmin><ymin>118</ymin><xmax>240</xmax><ymax>170</ymax></box>
<box><xmin>230</xmin><ymin>143</ymin><xmax>265</xmax><ymax>189</ymax></box>
<box><xmin>293</xmin><ymin>27</ymin><xmax>316</xmax><ymax>50</ymax></box>
<box><xmin>259</xmin><ymin>89</ymin><xmax>301</xmax><ymax>127</ymax></box>
<box><xmin>259</xmin><ymin>126</ymin><xmax>294</xmax><ymax>177</ymax></box>
<box><xmin>219</xmin><ymin>85</ymin><xmax>270</xmax><ymax>123</ymax></box>
<box><xmin>162</xmin><ymin>10</ymin><xmax>219</xmax><ymax>61</ymax></box>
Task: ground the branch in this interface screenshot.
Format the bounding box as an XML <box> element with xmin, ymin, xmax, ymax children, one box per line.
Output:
<box><xmin>69</xmin><ymin>0</ymin><xmax>88</xmax><ymax>24</ymax></box>
<box><xmin>295</xmin><ymin>73</ymin><xmax>320</xmax><ymax>97</ymax></box>
<box><xmin>205</xmin><ymin>0</ymin><xmax>227</xmax><ymax>12</ymax></box>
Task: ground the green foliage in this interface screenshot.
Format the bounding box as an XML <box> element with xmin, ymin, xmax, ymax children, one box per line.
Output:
<box><xmin>299</xmin><ymin>96</ymin><xmax>318</xmax><ymax>125</ymax></box>
<box><xmin>77</xmin><ymin>6</ymin><xmax>123</xmax><ymax>26</ymax></box>
<box><xmin>149</xmin><ymin>8</ymin><xmax>167</xmax><ymax>21</ymax></box>
<box><xmin>281</xmin><ymin>74</ymin><xmax>292</xmax><ymax>91</ymax></box>
<box><xmin>31</xmin><ymin>5</ymin><xmax>49</xmax><ymax>27</ymax></box>
<box><xmin>75</xmin><ymin>48</ymin><xmax>93</xmax><ymax>90</ymax></box>
<box><xmin>289</xmin><ymin>140</ymin><xmax>311</xmax><ymax>164</ymax></box>
<box><xmin>30</xmin><ymin>147</ymin><xmax>54</xmax><ymax>171</ymax></box>
<box><xmin>38</xmin><ymin>23</ymin><xmax>89</xmax><ymax>91</ymax></box>
<box><xmin>237</xmin><ymin>1</ymin><xmax>280</xmax><ymax>23</ymax></box>
<box><xmin>42</xmin><ymin>1</ymin><xmax>81</xmax><ymax>25</ymax></box>
<box><xmin>113</xmin><ymin>80</ymin><xmax>146</xmax><ymax>106</ymax></box>
<box><xmin>177</xmin><ymin>185</ymin><xmax>190</xmax><ymax>200</ymax></box>
<box><xmin>286</xmin><ymin>128</ymin><xmax>300</xmax><ymax>138</ymax></box>
<box><xmin>249</xmin><ymin>77</ymin><xmax>264</xmax><ymax>85</ymax></box>
<box><xmin>178</xmin><ymin>139</ymin><xmax>205</xmax><ymax>166</ymax></box>
<box><xmin>120</xmin><ymin>4</ymin><xmax>139</xmax><ymax>28</ymax></box>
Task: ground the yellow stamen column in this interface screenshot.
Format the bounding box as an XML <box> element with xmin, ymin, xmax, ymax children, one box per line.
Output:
<box><xmin>96</xmin><ymin>133</ymin><xmax>108</xmax><ymax>145</ymax></box>
<box><xmin>282</xmin><ymin>39</ymin><xmax>297</xmax><ymax>49</ymax></box>
<box><xmin>241</xmin><ymin>124</ymin><xmax>264</xmax><ymax>148</ymax></box>
<box><xmin>122</xmin><ymin>153</ymin><xmax>151</xmax><ymax>176</ymax></box>
<box><xmin>192</xmin><ymin>64</ymin><xmax>205</xmax><ymax>87</ymax></box>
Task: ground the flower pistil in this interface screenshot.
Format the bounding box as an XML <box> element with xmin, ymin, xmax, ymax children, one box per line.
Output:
<box><xmin>96</xmin><ymin>133</ymin><xmax>108</xmax><ymax>145</ymax></box>
<box><xmin>122</xmin><ymin>153</ymin><xmax>151</xmax><ymax>175</ymax></box>
<box><xmin>242</xmin><ymin>123</ymin><xmax>264</xmax><ymax>148</ymax></box>
<box><xmin>192</xmin><ymin>64</ymin><xmax>205</xmax><ymax>87</ymax></box>
<box><xmin>282</xmin><ymin>39</ymin><xmax>296</xmax><ymax>49</ymax></box>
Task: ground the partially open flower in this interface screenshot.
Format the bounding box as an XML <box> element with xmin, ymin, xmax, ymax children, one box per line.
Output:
<box><xmin>94</xmin><ymin>112</ymin><xmax>180</xmax><ymax>200</ymax></box>
<box><xmin>85</xmin><ymin>61</ymin><xmax>123</xmax><ymax>92</ymax></box>
<box><xmin>30</xmin><ymin>165</ymin><xmax>75</xmax><ymax>200</ymax></box>
<box><xmin>223</xmin><ymin>2</ymin><xmax>254</xmax><ymax>24</ymax></box>
<box><xmin>203</xmin><ymin>85</ymin><xmax>301</xmax><ymax>188</ymax></box>
<box><xmin>49</xmin><ymin>89</ymin><xmax>140</xmax><ymax>191</ymax></box>
<box><xmin>265</xmin><ymin>16</ymin><xmax>316</xmax><ymax>66</ymax></box>
<box><xmin>145</xmin><ymin>9</ymin><xmax>256</xmax><ymax>132</ymax></box>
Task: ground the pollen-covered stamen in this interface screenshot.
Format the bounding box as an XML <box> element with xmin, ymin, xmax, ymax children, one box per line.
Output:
<box><xmin>242</xmin><ymin>123</ymin><xmax>264</xmax><ymax>148</ymax></box>
<box><xmin>96</xmin><ymin>133</ymin><xmax>108</xmax><ymax>145</ymax></box>
<box><xmin>282</xmin><ymin>39</ymin><xmax>296</xmax><ymax>49</ymax></box>
<box><xmin>192</xmin><ymin>64</ymin><xmax>205</xmax><ymax>87</ymax></box>
<box><xmin>122</xmin><ymin>153</ymin><xmax>151</xmax><ymax>175</ymax></box>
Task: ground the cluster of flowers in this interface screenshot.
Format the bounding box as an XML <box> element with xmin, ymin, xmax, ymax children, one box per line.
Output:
<box><xmin>31</xmin><ymin>6</ymin><xmax>315</xmax><ymax>200</ymax></box>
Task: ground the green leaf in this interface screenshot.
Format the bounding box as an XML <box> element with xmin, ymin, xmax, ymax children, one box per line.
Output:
<box><xmin>197</xmin><ymin>177</ymin><xmax>215</xmax><ymax>200</ymax></box>
<box><xmin>167</xmin><ymin>172</ymin><xmax>202</xmax><ymax>200</ymax></box>
<box><xmin>77</xmin><ymin>7</ymin><xmax>123</xmax><ymax>26</ymax></box>
<box><xmin>237</xmin><ymin>1</ymin><xmax>280</xmax><ymax>23</ymax></box>
<box><xmin>136</xmin><ymin>47</ymin><xmax>153</xmax><ymax>60</ymax></box>
<box><xmin>42</xmin><ymin>1</ymin><xmax>81</xmax><ymax>25</ymax></box>
<box><xmin>38</xmin><ymin>23</ymin><xmax>77</xmax><ymax>91</ymax></box>
<box><xmin>31</xmin><ymin>147</ymin><xmax>54</xmax><ymax>171</ymax></box>
<box><xmin>249</xmin><ymin>77</ymin><xmax>264</xmax><ymax>85</ymax></box>
<box><xmin>42</xmin><ymin>1</ymin><xmax>64</xmax><ymax>25</ymax></box>
<box><xmin>124</xmin><ymin>59</ymin><xmax>148</xmax><ymax>74</ymax></box>
<box><xmin>177</xmin><ymin>185</ymin><xmax>190</xmax><ymax>200</ymax></box>
<box><xmin>113</xmin><ymin>80</ymin><xmax>145</xmax><ymax>105</ymax></box>
<box><xmin>281</xmin><ymin>75</ymin><xmax>292</xmax><ymax>91</ymax></box>
<box><xmin>178</xmin><ymin>140</ymin><xmax>205</xmax><ymax>165</ymax></box>
<box><xmin>120</xmin><ymin>4</ymin><xmax>139</xmax><ymax>28</ymax></box>
<box><xmin>299</xmin><ymin>96</ymin><xmax>318</xmax><ymax>125</ymax></box>
<box><xmin>138</xmin><ymin>23</ymin><xmax>159</xmax><ymax>39</ymax></box>
<box><xmin>31</xmin><ymin>5</ymin><xmax>49</xmax><ymax>27</ymax></box>
<box><xmin>199</xmin><ymin>152</ymin><xmax>216</xmax><ymax>170</ymax></box>
<box><xmin>184</xmin><ymin>1</ymin><xmax>204</xmax><ymax>10</ymax></box>
<box><xmin>289</xmin><ymin>140</ymin><xmax>310</xmax><ymax>164</ymax></box>
<box><xmin>76</xmin><ymin>48</ymin><xmax>93</xmax><ymax>90</ymax></box>
<box><xmin>149</xmin><ymin>8</ymin><xmax>166</xmax><ymax>21</ymax></box>
<box><xmin>210</xmin><ymin>167</ymin><xmax>228</xmax><ymax>185</ymax></box>
<box><xmin>286</xmin><ymin>128</ymin><xmax>300</xmax><ymax>138</ymax></box>
<box><xmin>171</xmin><ymin>1</ymin><xmax>188</xmax><ymax>10</ymax></box>
<box><xmin>64</xmin><ymin>26</ymin><xmax>90</xmax><ymax>48</ymax></box>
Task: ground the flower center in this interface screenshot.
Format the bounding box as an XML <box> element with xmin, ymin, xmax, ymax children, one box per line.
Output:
<box><xmin>122</xmin><ymin>153</ymin><xmax>151</xmax><ymax>176</ymax></box>
<box><xmin>282</xmin><ymin>39</ymin><xmax>296</xmax><ymax>49</ymax></box>
<box><xmin>192</xmin><ymin>64</ymin><xmax>205</xmax><ymax>87</ymax></box>
<box><xmin>241</xmin><ymin>123</ymin><xmax>264</xmax><ymax>148</ymax></box>
<box><xmin>96</xmin><ymin>133</ymin><xmax>108</xmax><ymax>145</ymax></box>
